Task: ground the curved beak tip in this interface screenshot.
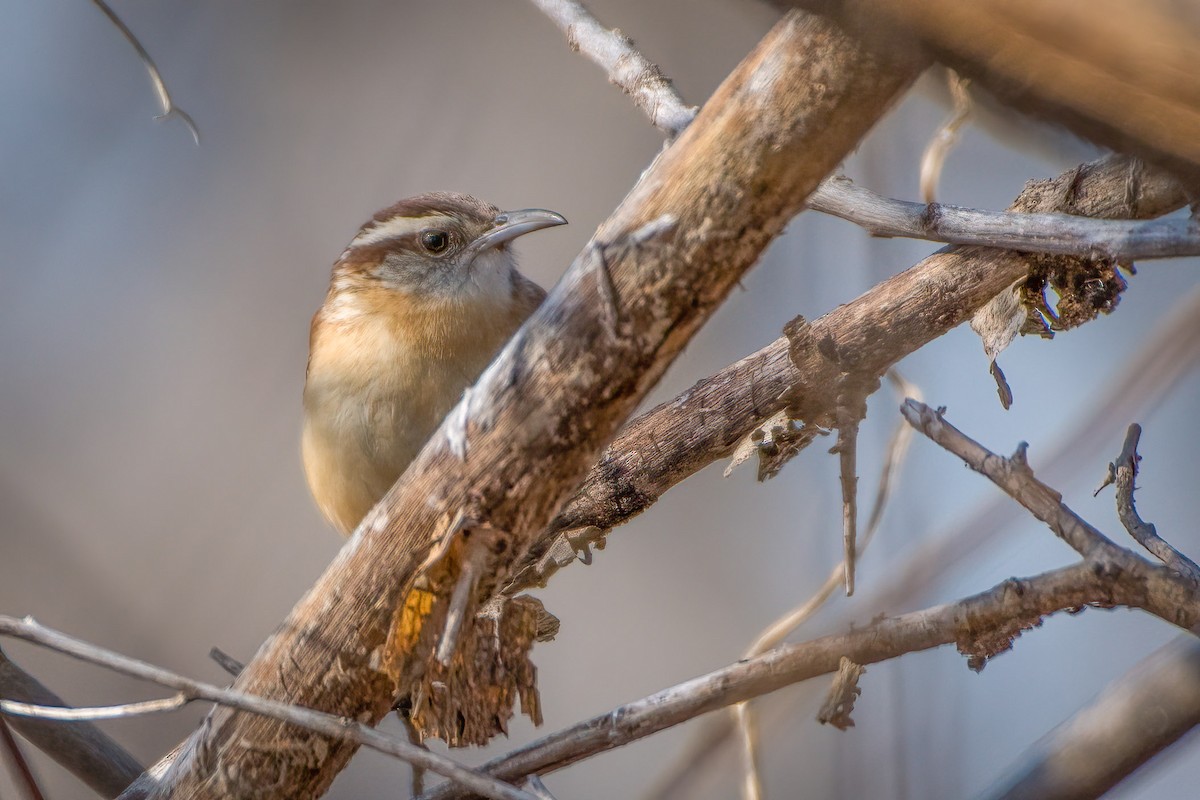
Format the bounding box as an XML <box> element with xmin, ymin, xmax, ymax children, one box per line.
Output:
<box><xmin>471</xmin><ymin>208</ymin><xmax>568</xmax><ymax>253</ymax></box>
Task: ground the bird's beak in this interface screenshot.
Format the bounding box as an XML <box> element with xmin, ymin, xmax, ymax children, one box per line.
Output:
<box><xmin>466</xmin><ymin>208</ymin><xmax>568</xmax><ymax>256</ymax></box>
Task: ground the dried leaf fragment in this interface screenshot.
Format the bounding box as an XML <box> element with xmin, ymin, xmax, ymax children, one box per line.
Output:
<box><xmin>817</xmin><ymin>657</ymin><xmax>865</xmax><ymax>730</ymax></box>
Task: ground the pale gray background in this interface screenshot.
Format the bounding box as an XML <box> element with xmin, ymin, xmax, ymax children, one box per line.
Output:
<box><xmin>2</xmin><ymin>2</ymin><xmax>1198</xmax><ymax>798</ymax></box>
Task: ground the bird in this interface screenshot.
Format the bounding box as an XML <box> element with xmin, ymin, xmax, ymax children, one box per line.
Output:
<box><xmin>302</xmin><ymin>192</ymin><xmax>567</xmax><ymax>536</ymax></box>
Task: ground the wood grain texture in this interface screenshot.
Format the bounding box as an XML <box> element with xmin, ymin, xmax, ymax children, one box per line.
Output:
<box><xmin>131</xmin><ymin>13</ymin><xmax>920</xmax><ymax>800</ymax></box>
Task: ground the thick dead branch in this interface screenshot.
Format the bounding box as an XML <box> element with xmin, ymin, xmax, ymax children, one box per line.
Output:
<box><xmin>984</xmin><ymin>636</ymin><xmax>1200</xmax><ymax>800</ymax></box>
<box><xmin>129</xmin><ymin>14</ymin><xmax>919</xmax><ymax>800</ymax></box>
<box><xmin>0</xmin><ymin>647</ymin><xmax>143</xmax><ymax>798</ymax></box>
<box><xmin>509</xmin><ymin>155</ymin><xmax>1187</xmax><ymax>592</ymax></box>
<box><xmin>810</xmin><ymin>176</ymin><xmax>1200</xmax><ymax>261</ymax></box>
<box><xmin>528</xmin><ymin>0</ymin><xmax>696</xmax><ymax>137</ymax></box>
<box><xmin>782</xmin><ymin>0</ymin><xmax>1200</xmax><ymax>178</ymax></box>
<box><xmin>423</xmin><ymin>556</ymin><xmax>1200</xmax><ymax>799</ymax></box>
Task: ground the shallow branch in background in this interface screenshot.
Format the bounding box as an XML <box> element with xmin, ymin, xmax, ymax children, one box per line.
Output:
<box><xmin>423</xmin><ymin>554</ymin><xmax>1194</xmax><ymax>800</ymax></box>
<box><xmin>0</xmin><ymin>717</ymin><xmax>45</xmax><ymax>800</ymax></box>
<box><xmin>983</xmin><ymin>636</ymin><xmax>1200</xmax><ymax>800</ymax></box>
<box><xmin>527</xmin><ymin>0</ymin><xmax>697</xmax><ymax>136</ymax></box>
<box><xmin>89</xmin><ymin>0</ymin><xmax>199</xmax><ymax>144</ymax></box>
<box><xmin>809</xmin><ymin>176</ymin><xmax>1200</xmax><ymax>261</ymax></box>
<box><xmin>780</xmin><ymin>0</ymin><xmax>1200</xmax><ymax>177</ymax></box>
<box><xmin>0</xmin><ymin>617</ymin><xmax>537</xmax><ymax>800</ymax></box>
<box><xmin>0</xmin><ymin>646</ymin><xmax>143</xmax><ymax>799</ymax></box>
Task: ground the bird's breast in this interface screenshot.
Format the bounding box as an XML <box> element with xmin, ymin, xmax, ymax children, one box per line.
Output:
<box><xmin>302</xmin><ymin>291</ymin><xmax>525</xmax><ymax>534</ymax></box>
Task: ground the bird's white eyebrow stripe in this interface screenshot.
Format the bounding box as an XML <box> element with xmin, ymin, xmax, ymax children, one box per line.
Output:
<box><xmin>349</xmin><ymin>215</ymin><xmax>453</xmax><ymax>249</ymax></box>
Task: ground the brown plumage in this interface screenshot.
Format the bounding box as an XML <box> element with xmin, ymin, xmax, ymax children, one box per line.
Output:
<box><xmin>302</xmin><ymin>193</ymin><xmax>565</xmax><ymax>535</ymax></box>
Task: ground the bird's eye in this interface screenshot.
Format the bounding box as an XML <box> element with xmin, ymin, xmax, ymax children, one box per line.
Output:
<box><xmin>420</xmin><ymin>229</ymin><xmax>449</xmax><ymax>253</ymax></box>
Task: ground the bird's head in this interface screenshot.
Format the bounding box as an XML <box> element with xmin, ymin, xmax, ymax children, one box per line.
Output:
<box><xmin>332</xmin><ymin>192</ymin><xmax>566</xmax><ymax>303</ymax></box>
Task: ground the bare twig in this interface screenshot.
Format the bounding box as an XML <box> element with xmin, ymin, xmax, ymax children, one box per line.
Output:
<box><xmin>0</xmin><ymin>717</ymin><xmax>46</xmax><ymax>800</ymax></box>
<box><xmin>2</xmin><ymin>694</ymin><xmax>188</xmax><ymax>722</ymax></box>
<box><xmin>422</xmin><ymin>555</ymin><xmax>1200</xmax><ymax>800</ymax></box>
<box><xmin>809</xmin><ymin>176</ymin><xmax>1200</xmax><ymax>261</ymax></box>
<box><xmin>89</xmin><ymin>0</ymin><xmax>200</xmax><ymax>144</ymax></box>
<box><xmin>919</xmin><ymin>70</ymin><xmax>972</xmax><ymax>203</ymax></box>
<box><xmin>1109</xmin><ymin>424</ymin><xmax>1200</xmax><ymax>583</ymax></box>
<box><xmin>0</xmin><ymin>646</ymin><xmax>143</xmax><ymax>798</ymax></box>
<box><xmin>983</xmin><ymin>636</ymin><xmax>1200</xmax><ymax>800</ymax></box>
<box><xmin>0</xmin><ymin>617</ymin><xmax>537</xmax><ymax>800</ymax></box>
<box><xmin>527</xmin><ymin>0</ymin><xmax>697</xmax><ymax>136</ymax></box>
<box><xmin>899</xmin><ymin>401</ymin><xmax>1200</xmax><ymax>628</ymax></box>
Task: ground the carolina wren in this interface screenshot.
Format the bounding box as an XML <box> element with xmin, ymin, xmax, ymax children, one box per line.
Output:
<box><xmin>302</xmin><ymin>193</ymin><xmax>567</xmax><ymax>536</ymax></box>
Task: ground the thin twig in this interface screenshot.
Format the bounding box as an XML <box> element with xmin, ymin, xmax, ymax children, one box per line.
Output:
<box><xmin>2</xmin><ymin>694</ymin><xmax>188</xmax><ymax>722</ymax></box>
<box><xmin>901</xmin><ymin>402</ymin><xmax>1117</xmax><ymax>559</ymax></box>
<box><xmin>809</xmin><ymin>176</ymin><xmax>1200</xmax><ymax>261</ymax></box>
<box><xmin>1110</xmin><ymin>424</ymin><xmax>1200</xmax><ymax>583</ymax></box>
<box><xmin>899</xmin><ymin>402</ymin><xmax>1200</xmax><ymax>630</ymax></box>
<box><xmin>0</xmin><ymin>717</ymin><xmax>46</xmax><ymax>800</ymax></box>
<box><xmin>919</xmin><ymin>71</ymin><xmax>972</xmax><ymax>203</ymax></box>
<box><xmin>0</xmin><ymin>616</ymin><xmax>536</xmax><ymax>800</ymax></box>
<box><xmin>89</xmin><ymin>0</ymin><xmax>200</xmax><ymax>144</ymax></box>
<box><xmin>527</xmin><ymin>0</ymin><xmax>697</xmax><ymax>137</ymax></box>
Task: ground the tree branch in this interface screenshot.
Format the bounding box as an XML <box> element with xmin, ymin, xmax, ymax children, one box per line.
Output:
<box><xmin>780</xmin><ymin>0</ymin><xmax>1200</xmax><ymax>178</ymax></box>
<box><xmin>1105</xmin><ymin>424</ymin><xmax>1200</xmax><ymax>583</ymax></box>
<box><xmin>0</xmin><ymin>646</ymin><xmax>143</xmax><ymax>798</ymax></box>
<box><xmin>422</xmin><ymin>554</ymin><xmax>1198</xmax><ymax>799</ymax></box>
<box><xmin>0</xmin><ymin>617</ymin><xmax>538</xmax><ymax>800</ymax></box>
<box><xmin>900</xmin><ymin>401</ymin><xmax>1200</xmax><ymax>627</ymax></box>
<box><xmin>508</xmin><ymin>154</ymin><xmax>1188</xmax><ymax>592</ymax></box>
<box><xmin>809</xmin><ymin>176</ymin><xmax>1200</xmax><ymax>261</ymax></box>
<box><xmin>648</xmin><ymin>284</ymin><xmax>1200</xmax><ymax>800</ymax></box>
<box><xmin>130</xmin><ymin>14</ymin><xmax>921</xmax><ymax>799</ymax></box>
<box><xmin>528</xmin><ymin>0</ymin><xmax>696</xmax><ymax>137</ymax></box>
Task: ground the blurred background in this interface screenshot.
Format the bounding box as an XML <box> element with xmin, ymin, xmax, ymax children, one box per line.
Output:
<box><xmin>2</xmin><ymin>1</ymin><xmax>1198</xmax><ymax>798</ymax></box>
